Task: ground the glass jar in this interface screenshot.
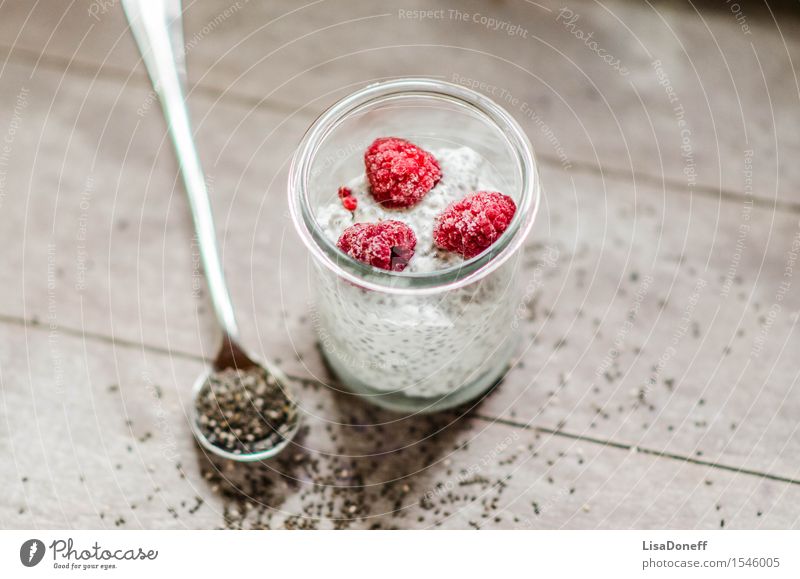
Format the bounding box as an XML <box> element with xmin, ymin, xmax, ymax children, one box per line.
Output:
<box><xmin>289</xmin><ymin>78</ymin><xmax>539</xmax><ymax>413</ymax></box>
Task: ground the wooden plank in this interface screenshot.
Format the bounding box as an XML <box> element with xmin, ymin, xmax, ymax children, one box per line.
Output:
<box><xmin>0</xmin><ymin>0</ymin><xmax>798</xmax><ymax>205</ymax></box>
<box><xmin>1</xmin><ymin>55</ymin><xmax>798</xmax><ymax>483</ymax></box>
<box><xmin>2</xmin><ymin>323</ymin><xmax>799</xmax><ymax>529</ymax></box>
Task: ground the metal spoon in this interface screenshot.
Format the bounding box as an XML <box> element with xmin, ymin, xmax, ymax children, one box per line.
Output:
<box><xmin>122</xmin><ymin>0</ymin><xmax>300</xmax><ymax>461</ymax></box>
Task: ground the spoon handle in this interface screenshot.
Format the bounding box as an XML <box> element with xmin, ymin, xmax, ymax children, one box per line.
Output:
<box><xmin>122</xmin><ymin>0</ymin><xmax>239</xmax><ymax>340</ymax></box>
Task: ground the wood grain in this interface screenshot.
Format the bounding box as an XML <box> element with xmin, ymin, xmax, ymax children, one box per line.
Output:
<box><xmin>0</xmin><ymin>0</ymin><xmax>798</xmax><ymax>204</ymax></box>
<box><xmin>0</xmin><ymin>0</ymin><xmax>798</xmax><ymax>529</ymax></box>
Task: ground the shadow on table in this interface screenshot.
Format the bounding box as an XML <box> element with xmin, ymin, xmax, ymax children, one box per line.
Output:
<box><xmin>652</xmin><ymin>0</ymin><xmax>800</xmax><ymax>20</ymax></box>
<box><xmin>191</xmin><ymin>374</ymin><xmax>497</xmax><ymax>528</ymax></box>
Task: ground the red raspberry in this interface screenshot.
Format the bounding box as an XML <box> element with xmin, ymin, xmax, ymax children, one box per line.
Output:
<box><xmin>433</xmin><ymin>191</ymin><xmax>517</xmax><ymax>258</ymax></box>
<box><xmin>364</xmin><ymin>137</ymin><xmax>441</xmax><ymax>208</ymax></box>
<box><xmin>337</xmin><ymin>220</ymin><xmax>416</xmax><ymax>271</ymax></box>
<box><xmin>338</xmin><ymin>186</ymin><xmax>358</xmax><ymax>211</ymax></box>
<box><xmin>342</xmin><ymin>196</ymin><xmax>358</xmax><ymax>211</ymax></box>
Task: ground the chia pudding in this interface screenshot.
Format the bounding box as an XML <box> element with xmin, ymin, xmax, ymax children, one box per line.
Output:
<box><xmin>312</xmin><ymin>143</ymin><xmax>520</xmax><ymax>404</ymax></box>
<box><xmin>289</xmin><ymin>79</ymin><xmax>538</xmax><ymax>413</ymax></box>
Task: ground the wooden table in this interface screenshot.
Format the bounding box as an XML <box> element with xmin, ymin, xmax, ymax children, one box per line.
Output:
<box><xmin>1</xmin><ymin>0</ymin><xmax>799</xmax><ymax>529</ymax></box>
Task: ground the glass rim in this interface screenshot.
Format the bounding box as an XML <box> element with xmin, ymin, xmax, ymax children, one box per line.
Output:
<box><xmin>288</xmin><ymin>77</ymin><xmax>540</xmax><ymax>296</ymax></box>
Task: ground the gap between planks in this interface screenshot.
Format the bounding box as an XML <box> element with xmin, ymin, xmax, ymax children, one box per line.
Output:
<box><xmin>2</xmin><ymin>311</ymin><xmax>799</xmax><ymax>487</ymax></box>
<box><xmin>1</xmin><ymin>43</ymin><xmax>799</xmax><ymax>215</ymax></box>
<box><xmin>472</xmin><ymin>415</ymin><xmax>800</xmax><ymax>487</ymax></box>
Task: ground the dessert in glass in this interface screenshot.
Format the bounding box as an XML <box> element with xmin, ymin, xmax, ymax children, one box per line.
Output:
<box><xmin>289</xmin><ymin>78</ymin><xmax>539</xmax><ymax>413</ymax></box>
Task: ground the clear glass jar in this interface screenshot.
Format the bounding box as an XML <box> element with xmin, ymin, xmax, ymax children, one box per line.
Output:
<box><xmin>289</xmin><ymin>78</ymin><xmax>539</xmax><ymax>413</ymax></box>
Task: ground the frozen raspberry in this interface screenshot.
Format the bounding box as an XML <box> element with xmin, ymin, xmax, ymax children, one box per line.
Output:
<box><xmin>342</xmin><ymin>196</ymin><xmax>358</xmax><ymax>211</ymax></box>
<box><xmin>337</xmin><ymin>220</ymin><xmax>416</xmax><ymax>271</ymax></box>
<box><xmin>433</xmin><ymin>191</ymin><xmax>517</xmax><ymax>258</ymax></box>
<box><xmin>364</xmin><ymin>137</ymin><xmax>441</xmax><ymax>208</ymax></box>
<box><xmin>338</xmin><ymin>186</ymin><xmax>358</xmax><ymax>211</ymax></box>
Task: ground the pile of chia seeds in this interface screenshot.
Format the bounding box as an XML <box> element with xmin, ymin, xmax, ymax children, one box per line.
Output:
<box><xmin>195</xmin><ymin>366</ymin><xmax>298</xmax><ymax>455</ymax></box>
<box><xmin>197</xmin><ymin>403</ymin><xmax>540</xmax><ymax>530</ymax></box>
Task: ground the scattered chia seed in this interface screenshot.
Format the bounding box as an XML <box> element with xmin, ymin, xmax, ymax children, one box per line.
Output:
<box><xmin>195</xmin><ymin>367</ymin><xmax>299</xmax><ymax>456</ymax></box>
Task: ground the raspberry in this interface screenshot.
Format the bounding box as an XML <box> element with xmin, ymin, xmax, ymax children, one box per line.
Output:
<box><xmin>338</xmin><ymin>186</ymin><xmax>357</xmax><ymax>211</ymax></box>
<box><xmin>337</xmin><ymin>220</ymin><xmax>417</xmax><ymax>271</ymax></box>
<box><xmin>433</xmin><ymin>191</ymin><xmax>517</xmax><ymax>258</ymax></box>
<box><xmin>364</xmin><ymin>137</ymin><xmax>441</xmax><ymax>208</ymax></box>
<box><xmin>342</xmin><ymin>196</ymin><xmax>358</xmax><ymax>211</ymax></box>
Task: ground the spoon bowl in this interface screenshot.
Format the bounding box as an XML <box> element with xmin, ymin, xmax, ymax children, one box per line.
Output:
<box><xmin>190</xmin><ymin>350</ymin><xmax>300</xmax><ymax>462</ymax></box>
<box><xmin>191</xmin><ymin>337</ymin><xmax>300</xmax><ymax>462</ymax></box>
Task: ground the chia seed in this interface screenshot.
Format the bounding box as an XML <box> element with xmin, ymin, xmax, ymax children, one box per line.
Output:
<box><xmin>195</xmin><ymin>367</ymin><xmax>299</xmax><ymax>455</ymax></box>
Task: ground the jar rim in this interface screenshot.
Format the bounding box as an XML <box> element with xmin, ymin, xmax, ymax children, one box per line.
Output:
<box><xmin>288</xmin><ymin>77</ymin><xmax>540</xmax><ymax>296</ymax></box>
